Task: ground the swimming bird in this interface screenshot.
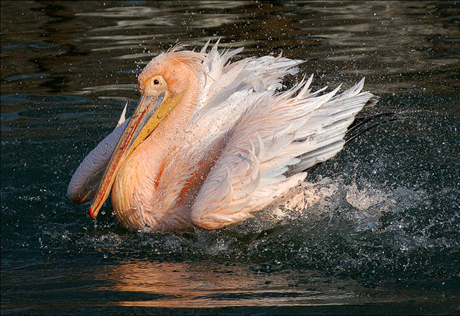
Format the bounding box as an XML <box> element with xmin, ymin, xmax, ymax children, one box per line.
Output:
<box><xmin>68</xmin><ymin>41</ymin><xmax>376</xmax><ymax>232</ymax></box>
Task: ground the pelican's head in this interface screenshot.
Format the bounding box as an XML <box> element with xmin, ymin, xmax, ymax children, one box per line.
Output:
<box><xmin>139</xmin><ymin>47</ymin><xmax>204</xmax><ymax>95</ymax></box>
<box><xmin>89</xmin><ymin>48</ymin><xmax>205</xmax><ymax>219</ymax></box>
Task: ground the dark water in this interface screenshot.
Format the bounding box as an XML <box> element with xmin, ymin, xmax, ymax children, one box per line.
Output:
<box><xmin>1</xmin><ymin>1</ymin><xmax>459</xmax><ymax>314</ymax></box>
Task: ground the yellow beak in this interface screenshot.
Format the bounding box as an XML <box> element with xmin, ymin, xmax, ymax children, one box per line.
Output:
<box><xmin>89</xmin><ymin>90</ymin><xmax>184</xmax><ymax>219</ymax></box>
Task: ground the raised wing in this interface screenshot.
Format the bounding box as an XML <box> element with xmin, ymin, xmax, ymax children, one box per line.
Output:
<box><xmin>190</xmin><ymin>77</ymin><xmax>374</xmax><ymax>230</ymax></box>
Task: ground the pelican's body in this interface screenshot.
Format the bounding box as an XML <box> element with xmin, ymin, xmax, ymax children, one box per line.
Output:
<box><xmin>68</xmin><ymin>42</ymin><xmax>376</xmax><ymax>232</ymax></box>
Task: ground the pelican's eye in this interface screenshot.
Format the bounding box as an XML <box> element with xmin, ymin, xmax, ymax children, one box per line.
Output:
<box><xmin>144</xmin><ymin>76</ymin><xmax>167</xmax><ymax>97</ymax></box>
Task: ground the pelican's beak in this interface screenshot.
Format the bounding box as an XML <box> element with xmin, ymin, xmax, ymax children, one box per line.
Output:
<box><xmin>89</xmin><ymin>87</ymin><xmax>185</xmax><ymax>219</ymax></box>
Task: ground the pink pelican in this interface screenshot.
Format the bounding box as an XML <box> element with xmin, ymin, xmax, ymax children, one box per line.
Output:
<box><xmin>68</xmin><ymin>42</ymin><xmax>376</xmax><ymax>232</ymax></box>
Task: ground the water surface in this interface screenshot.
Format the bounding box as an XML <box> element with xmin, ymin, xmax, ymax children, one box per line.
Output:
<box><xmin>1</xmin><ymin>1</ymin><xmax>459</xmax><ymax>314</ymax></box>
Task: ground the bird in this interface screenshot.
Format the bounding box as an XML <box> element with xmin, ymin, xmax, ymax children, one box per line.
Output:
<box><xmin>67</xmin><ymin>41</ymin><xmax>377</xmax><ymax>232</ymax></box>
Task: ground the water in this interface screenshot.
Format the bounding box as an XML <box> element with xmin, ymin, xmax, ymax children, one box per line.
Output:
<box><xmin>1</xmin><ymin>1</ymin><xmax>459</xmax><ymax>314</ymax></box>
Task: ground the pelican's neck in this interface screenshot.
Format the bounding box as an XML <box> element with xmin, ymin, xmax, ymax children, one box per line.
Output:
<box><xmin>152</xmin><ymin>83</ymin><xmax>201</xmax><ymax>153</ymax></box>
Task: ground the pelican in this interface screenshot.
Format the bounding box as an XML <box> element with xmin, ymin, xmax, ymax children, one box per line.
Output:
<box><xmin>68</xmin><ymin>41</ymin><xmax>377</xmax><ymax>232</ymax></box>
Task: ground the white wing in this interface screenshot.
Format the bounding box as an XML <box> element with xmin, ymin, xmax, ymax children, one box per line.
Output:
<box><xmin>191</xmin><ymin>77</ymin><xmax>374</xmax><ymax>230</ymax></box>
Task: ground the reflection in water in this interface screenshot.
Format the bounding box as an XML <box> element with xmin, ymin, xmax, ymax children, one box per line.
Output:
<box><xmin>101</xmin><ymin>260</ymin><xmax>358</xmax><ymax>308</ymax></box>
<box><xmin>99</xmin><ymin>256</ymin><xmax>454</xmax><ymax>309</ymax></box>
